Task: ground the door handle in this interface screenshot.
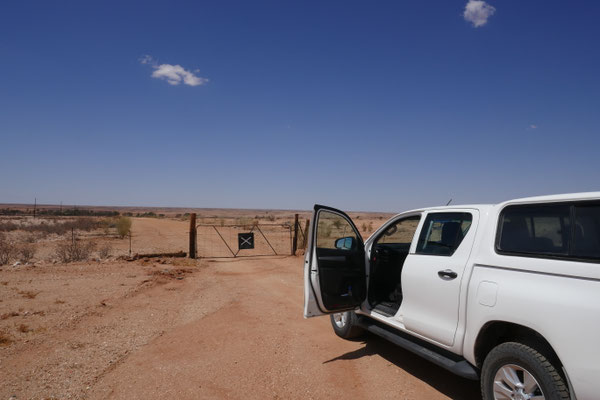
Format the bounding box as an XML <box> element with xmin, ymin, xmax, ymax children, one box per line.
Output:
<box><xmin>438</xmin><ymin>269</ymin><xmax>458</xmax><ymax>280</ymax></box>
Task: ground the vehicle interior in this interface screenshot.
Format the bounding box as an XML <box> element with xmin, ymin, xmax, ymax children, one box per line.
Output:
<box><xmin>368</xmin><ymin>216</ymin><xmax>421</xmax><ymax>316</ymax></box>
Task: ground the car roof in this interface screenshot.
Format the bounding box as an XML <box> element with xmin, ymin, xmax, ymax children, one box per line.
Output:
<box><xmin>394</xmin><ymin>191</ymin><xmax>600</xmax><ymax>216</ymax></box>
<box><xmin>498</xmin><ymin>191</ymin><xmax>600</xmax><ymax>205</ymax></box>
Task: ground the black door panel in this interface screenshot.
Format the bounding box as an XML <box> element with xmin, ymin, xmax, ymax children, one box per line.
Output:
<box><xmin>310</xmin><ymin>205</ymin><xmax>366</xmax><ymax>312</ymax></box>
<box><xmin>317</xmin><ymin>247</ymin><xmax>366</xmax><ymax>310</ymax></box>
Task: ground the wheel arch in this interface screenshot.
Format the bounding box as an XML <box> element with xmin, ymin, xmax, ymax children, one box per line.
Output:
<box><xmin>473</xmin><ymin>320</ymin><xmax>564</xmax><ymax>372</ymax></box>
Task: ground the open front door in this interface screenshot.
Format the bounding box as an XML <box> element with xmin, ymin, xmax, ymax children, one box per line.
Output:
<box><xmin>304</xmin><ymin>205</ymin><xmax>366</xmax><ymax>318</ymax></box>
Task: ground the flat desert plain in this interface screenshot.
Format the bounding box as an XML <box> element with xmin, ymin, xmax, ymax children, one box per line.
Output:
<box><xmin>0</xmin><ymin>212</ymin><xmax>480</xmax><ymax>399</ymax></box>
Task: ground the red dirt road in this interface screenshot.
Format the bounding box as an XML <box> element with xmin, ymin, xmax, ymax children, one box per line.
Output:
<box><xmin>1</xmin><ymin>255</ymin><xmax>481</xmax><ymax>399</ymax></box>
<box><xmin>93</xmin><ymin>257</ymin><xmax>480</xmax><ymax>399</ymax></box>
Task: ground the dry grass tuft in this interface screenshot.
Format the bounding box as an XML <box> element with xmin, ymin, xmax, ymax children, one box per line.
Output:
<box><xmin>0</xmin><ymin>233</ymin><xmax>16</xmax><ymax>265</ymax></box>
<box><xmin>19</xmin><ymin>242</ymin><xmax>36</xmax><ymax>263</ymax></box>
<box><xmin>0</xmin><ymin>217</ymin><xmax>103</xmax><ymax>235</ymax></box>
<box><xmin>19</xmin><ymin>290</ymin><xmax>39</xmax><ymax>299</ymax></box>
<box><xmin>1</xmin><ymin>311</ymin><xmax>20</xmax><ymax>319</ymax></box>
<box><xmin>55</xmin><ymin>240</ymin><xmax>96</xmax><ymax>263</ymax></box>
<box><xmin>0</xmin><ymin>331</ymin><xmax>13</xmax><ymax>346</ymax></box>
<box><xmin>18</xmin><ymin>323</ymin><xmax>32</xmax><ymax>333</ymax></box>
<box><xmin>98</xmin><ymin>244</ymin><xmax>112</xmax><ymax>259</ymax></box>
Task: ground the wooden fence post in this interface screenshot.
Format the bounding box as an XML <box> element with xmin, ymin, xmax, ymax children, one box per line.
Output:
<box><xmin>189</xmin><ymin>213</ymin><xmax>197</xmax><ymax>259</ymax></box>
<box><xmin>302</xmin><ymin>219</ymin><xmax>310</xmax><ymax>250</ymax></box>
<box><xmin>292</xmin><ymin>213</ymin><xmax>299</xmax><ymax>255</ymax></box>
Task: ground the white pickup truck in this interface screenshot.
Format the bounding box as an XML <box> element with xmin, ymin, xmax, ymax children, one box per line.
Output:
<box><xmin>304</xmin><ymin>192</ymin><xmax>600</xmax><ymax>400</ymax></box>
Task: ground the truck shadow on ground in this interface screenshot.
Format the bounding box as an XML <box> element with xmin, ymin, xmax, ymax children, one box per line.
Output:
<box><xmin>324</xmin><ymin>333</ymin><xmax>481</xmax><ymax>400</ymax></box>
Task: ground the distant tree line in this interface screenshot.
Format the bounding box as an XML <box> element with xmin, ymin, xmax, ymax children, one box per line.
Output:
<box><xmin>0</xmin><ymin>208</ymin><xmax>120</xmax><ymax>217</ymax></box>
<box><xmin>122</xmin><ymin>211</ymin><xmax>168</xmax><ymax>218</ymax></box>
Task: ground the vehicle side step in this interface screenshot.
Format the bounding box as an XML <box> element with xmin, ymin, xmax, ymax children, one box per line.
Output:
<box><xmin>357</xmin><ymin>318</ymin><xmax>479</xmax><ymax>380</ymax></box>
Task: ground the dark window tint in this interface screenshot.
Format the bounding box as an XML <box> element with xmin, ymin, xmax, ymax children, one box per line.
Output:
<box><xmin>416</xmin><ymin>213</ymin><xmax>473</xmax><ymax>256</ymax></box>
<box><xmin>573</xmin><ymin>205</ymin><xmax>600</xmax><ymax>259</ymax></box>
<box><xmin>498</xmin><ymin>205</ymin><xmax>570</xmax><ymax>256</ymax></box>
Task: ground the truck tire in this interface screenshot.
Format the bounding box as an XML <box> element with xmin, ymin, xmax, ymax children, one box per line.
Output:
<box><xmin>481</xmin><ymin>342</ymin><xmax>569</xmax><ymax>400</ymax></box>
<box><xmin>330</xmin><ymin>311</ymin><xmax>365</xmax><ymax>339</ymax></box>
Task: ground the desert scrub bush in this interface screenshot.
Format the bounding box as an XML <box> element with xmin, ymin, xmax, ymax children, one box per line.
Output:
<box><xmin>319</xmin><ymin>223</ymin><xmax>332</xmax><ymax>239</ymax></box>
<box><xmin>99</xmin><ymin>217</ymin><xmax>114</xmax><ymax>236</ymax></box>
<box><xmin>116</xmin><ymin>216</ymin><xmax>132</xmax><ymax>239</ymax></box>
<box><xmin>0</xmin><ymin>233</ymin><xmax>15</xmax><ymax>265</ymax></box>
<box><xmin>18</xmin><ymin>290</ymin><xmax>39</xmax><ymax>299</ymax></box>
<box><xmin>55</xmin><ymin>241</ymin><xmax>96</xmax><ymax>263</ymax></box>
<box><xmin>0</xmin><ymin>218</ymin><xmax>103</xmax><ymax>236</ymax></box>
<box><xmin>18</xmin><ymin>243</ymin><xmax>36</xmax><ymax>263</ymax></box>
<box><xmin>22</xmin><ymin>233</ymin><xmax>38</xmax><ymax>243</ymax></box>
<box><xmin>98</xmin><ymin>244</ymin><xmax>112</xmax><ymax>259</ymax></box>
<box><xmin>0</xmin><ymin>221</ymin><xmax>19</xmax><ymax>232</ymax></box>
<box><xmin>0</xmin><ymin>331</ymin><xmax>13</xmax><ymax>347</ymax></box>
<box><xmin>236</xmin><ymin>217</ymin><xmax>258</xmax><ymax>229</ymax></box>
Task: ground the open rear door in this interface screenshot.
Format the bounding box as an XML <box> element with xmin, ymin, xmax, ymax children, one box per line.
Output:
<box><xmin>304</xmin><ymin>204</ymin><xmax>366</xmax><ymax>318</ymax></box>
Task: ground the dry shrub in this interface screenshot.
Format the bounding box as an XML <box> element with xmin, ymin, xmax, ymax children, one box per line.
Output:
<box><xmin>55</xmin><ymin>240</ymin><xmax>96</xmax><ymax>263</ymax></box>
<box><xmin>0</xmin><ymin>218</ymin><xmax>102</xmax><ymax>235</ymax></box>
<box><xmin>116</xmin><ymin>216</ymin><xmax>132</xmax><ymax>238</ymax></box>
<box><xmin>0</xmin><ymin>331</ymin><xmax>13</xmax><ymax>347</ymax></box>
<box><xmin>0</xmin><ymin>233</ymin><xmax>15</xmax><ymax>265</ymax></box>
<box><xmin>236</xmin><ymin>217</ymin><xmax>256</xmax><ymax>229</ymax></box>
<box><xmin>22</xmin><ymin>233</ymin><xmax>38</xmax><ymax>243</ymax></box>
<box><xmin>18</xmin><ymin>243</ymin><xmax>36</xmax><ymax>263</ymax></box>
<box><xmin>18</xmin><ymin>323</ymin><xmax>31</xmax><ymax>333</ymax></box>
<box><xmin>19</xmin><ymin>290</ymin><xmax>39</xmax><ymax>299</ymax></box>
<box><xmin>0</xmin><ymin>221</ymin><xmax>18</xmax><ymax>232</ymax></box>
<box><xmin>98</xmin><ymin>244</ymin><xmax>112</xmax><ymax>259</ymax></box>
<box><xmin>1</xmin><ymin>311</ymin><xmax>20</xmax><ymax>320</ymax></box>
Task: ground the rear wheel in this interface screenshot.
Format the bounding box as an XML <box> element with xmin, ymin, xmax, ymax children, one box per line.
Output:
<box><xmin>330</xmin><ymin>311</ymin><xmax>365</xmax><ymax>339</ymax></box>
<box><xmin>481</xmin><ymin>342</ymin><xmax>569</xmax><ymax>400</ymax></box>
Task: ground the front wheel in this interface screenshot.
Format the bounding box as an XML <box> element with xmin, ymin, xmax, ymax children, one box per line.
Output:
<box><xmin>481</xmin><ymin>342</ymin><xmax>569</xmax><ymax>400</ymax></box>
<box><xmin>330</xmin><ymin>311</ymin><xmax>365</xmax><ymax>339</ymax></box>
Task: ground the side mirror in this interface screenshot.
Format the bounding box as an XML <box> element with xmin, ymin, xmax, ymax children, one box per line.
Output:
<box><xmin>335</xmin><ymin>236</ymin><xmax>355</xmax><ymax>251</ymax></box>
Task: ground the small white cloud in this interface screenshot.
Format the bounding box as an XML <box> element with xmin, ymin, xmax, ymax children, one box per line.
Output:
<box><xmin>152</xmin><ymin>64</ymin><xmax>208</xmax><ymax>86</ymax></box>
<box><xmin>463</xmin><ymin>0</ymin><xmax>496</xmax><ymax>27</ymax></box>
<box><xmin>140</xmin><ymin>55</ymin><xmax>208</xmax><ymax>87</ymax></box>
<box><xmin>139</xmin><ymin>54</ymin><xmax>154</xmax><ymax>65</ymax></box>
<box><xmin>529</xmin><ymin>124</ymin><xmax>538</xmax><ymax>129</ymax></box>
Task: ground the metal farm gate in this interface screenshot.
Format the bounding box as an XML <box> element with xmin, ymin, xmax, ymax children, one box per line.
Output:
<box><xmin>195</xmin><ymin>223</ymin><xmax>292</xmax><ymax>258</ymax></box>
<box><xmin>187</xmin><ymin>213</ymin><xmax>309</xmax><ymax>259</ymax></box>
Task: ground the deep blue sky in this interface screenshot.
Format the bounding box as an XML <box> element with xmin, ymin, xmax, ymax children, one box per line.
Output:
<box><xmin>1</xmin><ymin>1</ymin><xmax>599</xmax><ymax>212</ymax></box>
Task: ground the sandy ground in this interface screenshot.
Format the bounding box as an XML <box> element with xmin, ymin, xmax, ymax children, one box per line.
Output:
<box><xmin>0</xmin><ymin>215</ymin><xmax>481</xmax><ymax>400</ymax></box>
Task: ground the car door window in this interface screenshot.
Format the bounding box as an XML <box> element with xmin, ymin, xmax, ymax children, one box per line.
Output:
<box><xmin>497</xmin><ymin>204</ymin><xmax>571</xmax><ymax>256</ymax></box>
<box><xmin>375</xmin><ymin>217</ymin><xmax>421</xmax><ymax>247</ymax></box>
<box><xmin>416</xmin><ymin>212</ymin><xmax>473</xmax><ymax>256</ymax></box>
<box><xmin>317</xmin><ymin>211</ymin><xmax>358</xmax><ymax>249</ymax></box>
<box><xmin>573</xmin><ymin>204</ymin><xmax>600</xmax><ymax>259</ymax></box>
